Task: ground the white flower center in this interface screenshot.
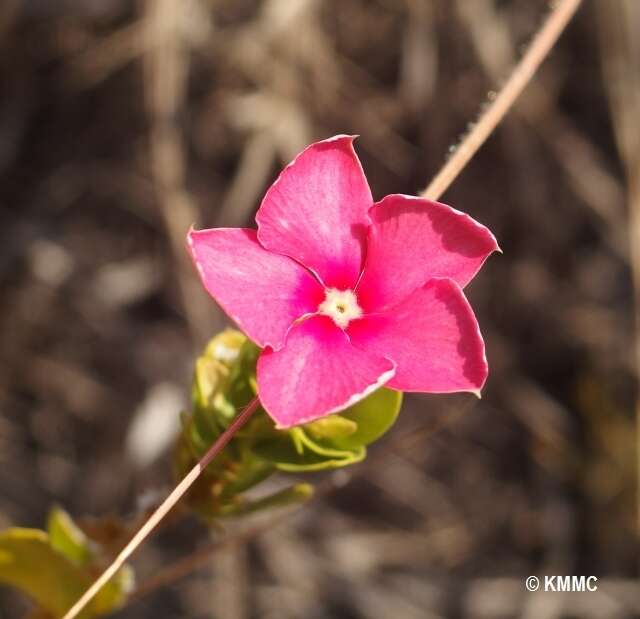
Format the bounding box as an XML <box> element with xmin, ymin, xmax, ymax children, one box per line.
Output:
<box><xmin>318</xmin><ymin>288</ymin><xmax>362</xmax><ymax>329</ymax></box>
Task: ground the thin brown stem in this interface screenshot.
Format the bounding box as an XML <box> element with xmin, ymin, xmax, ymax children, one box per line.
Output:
<box><xmin>422</xmin><ymin>0</ymin><xmax>582</xmax><ymax>201</ymax></box>
<box><xmin>61</xmin><ymin>397</ymin><xmax>261</xmax><ymax>619</ymax></box>
<box><xmin>130</xmin><ymin>511</ymin><xmax>287</xmax><ymax>602</ymax></box>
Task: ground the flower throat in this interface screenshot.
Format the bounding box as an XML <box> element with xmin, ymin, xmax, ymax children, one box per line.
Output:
<box><xmin>318</xmin><ymin>288</ymin><xmax>362</xmax><ymax>329</ymax></box>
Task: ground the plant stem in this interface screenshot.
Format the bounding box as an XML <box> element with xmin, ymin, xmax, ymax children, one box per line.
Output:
<box><xmin>61</xmin><ymin>396</ymin><xmax>261</xmax><ymax>619</ymax></box>
<box><xmin>422</xmin><ymin>0</ymin><xmax>582</xmax><ymax>201</ymax></box>
<box><xmin>130</xmin><ymin>511</ymin><xmax>286</xmax><ymax>602</ymax></box>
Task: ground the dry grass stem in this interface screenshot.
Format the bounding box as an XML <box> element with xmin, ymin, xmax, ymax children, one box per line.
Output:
<box><xmin>422</xmin><ymin>0</ymin><xmax>582</xmax><ymax>201</ymax></box>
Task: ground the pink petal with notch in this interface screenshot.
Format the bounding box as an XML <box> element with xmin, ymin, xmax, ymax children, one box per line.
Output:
<box><xmin>348</xmin><ymin>278</ymin><xmax>487</xmax><ymax>395</ymax></box>
<box><xmin>357</xmin><ymin>194</ymin><xmax>499</xmax><ymax>312</ymax></box>
<box><xmin>256</xmin><ymin>135</ymin><xmax>373</xmax><ymax>290</ymax></box>
<box><xmin>257</xmin><ymin>315</ymin><xmax>395</xmax><ymax>428</ymax></box>
<box><xmin>188</xmin><ymin>228</ymin><xmax>324</xmax><ymax>350</ymax></box>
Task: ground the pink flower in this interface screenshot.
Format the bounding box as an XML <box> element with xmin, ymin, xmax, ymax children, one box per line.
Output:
<box><xmin>188</xmin><ymin>135</ymin><xmax>499</xmax><ymax>428</ymax></box>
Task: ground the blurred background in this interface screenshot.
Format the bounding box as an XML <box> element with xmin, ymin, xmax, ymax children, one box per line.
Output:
<box><xmin>1</xmin><ymin>0</ymin><xmax>639</xmax><ymax>617</ymax></box>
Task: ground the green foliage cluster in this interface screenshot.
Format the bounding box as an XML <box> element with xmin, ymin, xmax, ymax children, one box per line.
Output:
<box><xmin>175</xmin><ymin>329</ymin><xmax>403</xmax><ymax>519</ymax></box>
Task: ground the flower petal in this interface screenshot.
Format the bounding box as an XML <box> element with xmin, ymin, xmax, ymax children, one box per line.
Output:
<box><xmin>348</xmin><ymin>278</ymin><xmax>488</xmax><ymax>394</ymax></box>
<box><xmin>188</xmin><ymin>228</ymin><xmax>324</xmax><ymax>350</ymax></box>
<box><xmin>257</xmin><ymin>315</ymin><xmax>395</xmax><ymax>428</ymax></box>
<box><xmin>357</xmin><ymin>194</ymin><xmax>499</xmax><ymax>311</ymax></box>
<box><xmin>256</xmin><ymin>135</ymin><xmax>373</xmax><ymax>289</ymax></box>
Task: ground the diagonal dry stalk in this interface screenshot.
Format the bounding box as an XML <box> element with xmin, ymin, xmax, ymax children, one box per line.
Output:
<box><xmin>61</xmin><ymin>1</ymin><xmax>582</xmax><ymax>617</ymax></box>
<box><xmin>456</xmin><ymin>0</ymin><xmax>627</xmax><ymax>260</ymax></box>
<box><xmin>421</xmin><ymin>0</ymin><xmax>582</xmax><ymax>201</ymax></box>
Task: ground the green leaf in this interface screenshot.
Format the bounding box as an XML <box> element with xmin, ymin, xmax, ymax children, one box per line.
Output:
<box><xmin>219</xmin><ymin>483</ymin><xmax>314</xmax><ymax>517</ymax></box>
<box><xmin>292</xmin><ymin>427</ymin><xmax>360</xmax><ymax>459</ymax></box>
<box><xmin>186</xmin><ymin>414</ymin><xmax>215</xmax><ymax>459</ymax></box>
<box><xmin>192</xmin><ymin>330</ymin><xmax>249</xmax><ymax>422</ymax></box>
<box><xmin>212</xmin><ymin>392</ymin><xmax>237</xmax><ymax>420</ymax></box>
<box><xmin>0</xmin><ymin>528</ymin><xmax>132</xmax><ymax>618</ymax></box>
<box><xmin>332</xmin><ymin>388</ymin><xmax>403</xmax><ymax>449</ymax></box>
<box><xmin>250</xmin><ymin>389</ymin><xmax>401</xmax><ymax>472</ymax></box>
<box><xmin>47</xmin><ymin>506</ymin><xmax>92</xmax><ymax>566</ymax></box>
<box><xmin>305</xmin><ymin>415</ymin><xmax>358</xmax><ymax>440</ymax></box>
<box><xmin>189</xmin><ymin>331</ymin><xmax>259</xmax><ymax>446</ymax></box>
<box><xmin>253</xmin><ymin>434</ymin><xmax>365</xmax><ymax>471</ymax></box>
<box><xmin>89</xmin><ymin>565</ymin><xmax>134</xmax><ymax>616</ymax></box>
<box><xmin>0</xmin><ymin>528</ymin><xmax>88</xmax><ymax>617</ymax></box>
<box><xmin>193</xmin><ymin>357</ymin><xmax>229</xmax><ymax>412</ymax></box>
<box><xmin>203</xmin><ymin>329</ymin><xmax>247</xmax><ymax>367</ymax></box>
<box><xmin>218</xmin><ymin>450</ymin><xmax>275</xmax><ymax>499</ymax></box>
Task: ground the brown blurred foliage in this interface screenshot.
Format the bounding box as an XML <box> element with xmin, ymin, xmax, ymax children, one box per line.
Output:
<box><xmin>0</xmin><ymin>0</ymin><xmax>638</xmax><ymax>617</ymax></box>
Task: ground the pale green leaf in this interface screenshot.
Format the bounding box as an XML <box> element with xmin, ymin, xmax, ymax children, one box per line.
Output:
<box><xmin>47</xmin><ymin>507</ymin><xmax>92</xmax><ymax>566</ymax></box>
<box><xmin>332</xmin><ymin>388</ymin><xmax>403</xmax><ymax>449</ymax></box>
<box><xmin>0</xmin><ymin>527</ymin><xmax>133</xmax><ymax>619</ymax></box>
<box><xmin>219</xmin><ymin>483</ymin><xmax>314</xmax><ymax>517</ymax></box>
<box><xmin>253</xmin><ymin>434</ymin><xmax>365</xmax><ymax>472</ymax></box>
<box><xmin>305</xmin><ymin>415</ymin><xmax>358</xmax><ymax>440</ymax></box>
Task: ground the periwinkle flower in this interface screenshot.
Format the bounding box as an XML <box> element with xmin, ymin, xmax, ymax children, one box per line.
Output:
<box><xmin>188</xmin><ymin>135</ymin><xmax>498</xmax><ymax>428</ymax></box>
